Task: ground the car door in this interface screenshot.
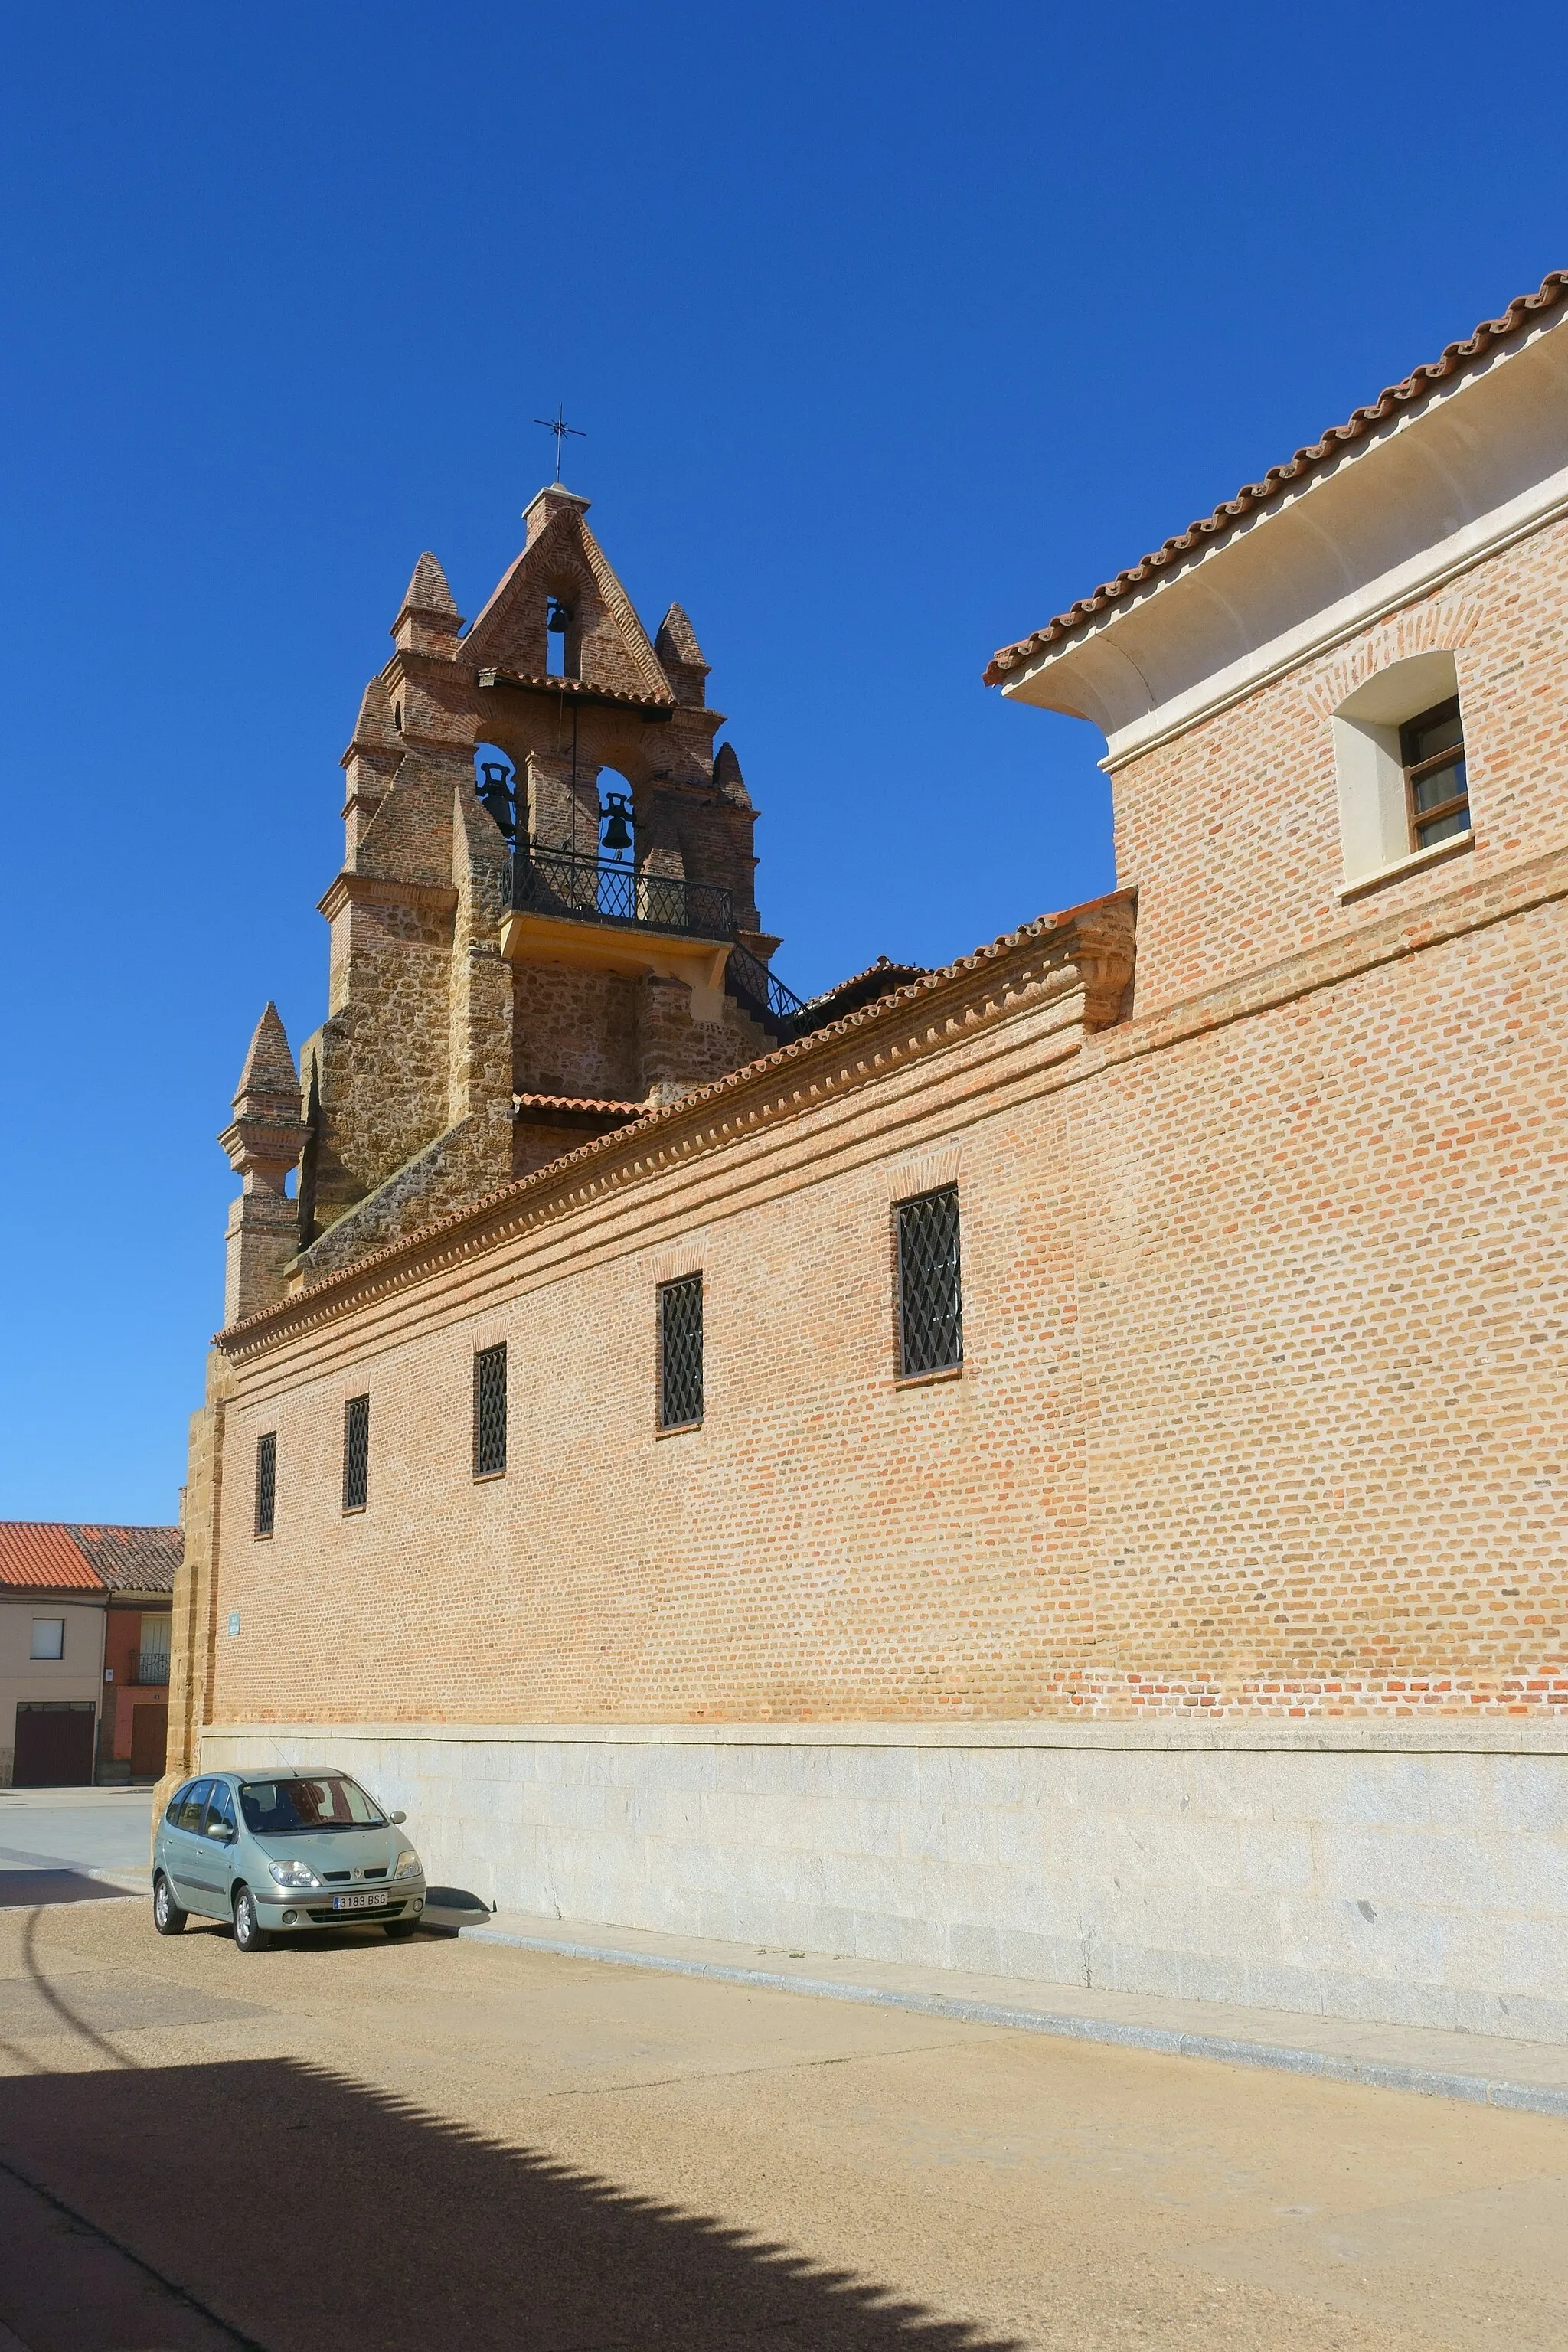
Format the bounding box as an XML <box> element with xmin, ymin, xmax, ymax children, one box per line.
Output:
<box><xmin>163</xmin><ymin>1779</ymin><xmax>213</xmax><ymax>1911</ymax></box>
<box><xmin>201</xmin><ymin>1780</ymin><xmax>241</xmax><ymax>1915</ymax></box>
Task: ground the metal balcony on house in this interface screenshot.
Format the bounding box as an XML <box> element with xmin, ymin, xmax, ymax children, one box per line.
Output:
<box><xmin>511</xmin><ymin>844</ymin><xmax>735</xmax><ymax>942</ymax></box>
<box><xmin>507</xmin><ymin>843</ymin><xmax>810</xmax><ymax>1046</ymax></box>
<box><xmin>133</xmin><ymin>1652</ymin><xmax>171</xmax><ymax>1687</ymax></box>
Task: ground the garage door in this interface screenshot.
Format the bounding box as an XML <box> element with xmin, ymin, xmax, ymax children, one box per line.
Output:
<box><xmin>13</xmin><ymin>1703</ymin><xmax>96</xmax><ymax>1788</ymax></box>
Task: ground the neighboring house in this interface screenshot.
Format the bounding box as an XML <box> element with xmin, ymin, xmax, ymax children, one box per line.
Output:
<box><xmin>0</xmin><ymin>1524</ymin><xmax>179</xmax><ymax>1786</ymax></box>
<box><xmin>174</xmin><ymin>270</ymin><xmax>1568</xmax><ymax>2045</ymax></box>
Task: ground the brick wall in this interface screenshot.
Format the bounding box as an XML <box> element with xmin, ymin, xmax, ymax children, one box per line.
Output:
<box><xmin>1114</xmin><ymin>512</ymin><xmax>1568</xmax><ymax>1016</ymax></box>
<box><xmin>201</xmin><ymin>836</ymin><xmax>1566</xmax><ymax>1732</ymax></box>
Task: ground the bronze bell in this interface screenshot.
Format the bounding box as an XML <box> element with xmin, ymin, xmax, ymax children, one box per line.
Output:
<box><xmin>547</xmin><ymin>598</ymin><xmax>572</xmax><ymax>633</ymax></box>
<box><xmin>601</xmin><ymin>802</ymin><xmax>633</xmax><ymax>854</ymax></box>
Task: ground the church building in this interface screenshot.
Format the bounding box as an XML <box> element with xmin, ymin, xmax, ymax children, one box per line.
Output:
<box><xmin>169</xmin><ymin>271</ymin><xmax>1568</xmax><ymax>2043</ymax></box>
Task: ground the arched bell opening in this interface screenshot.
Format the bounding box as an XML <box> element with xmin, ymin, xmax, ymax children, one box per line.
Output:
<box><xmin>596</xmin><ymin>767</ymin><xmax>636</xmax><ymax>864</ymax></box>
<box><xmin>544</xmin><ymin>585</ymin><xmax>583</xmax><ymax>681</ymax></box>
<box><xmin>473</xmin><ymin>743</ymin><xmax>518</xmax><ymax>843</ymax></box>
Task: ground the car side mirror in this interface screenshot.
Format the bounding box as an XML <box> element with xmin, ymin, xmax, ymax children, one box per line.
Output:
<box><xmin>388</xmin><ymin>1811</ymin><xmax>407</xmax><ymax>1827</ymax></box>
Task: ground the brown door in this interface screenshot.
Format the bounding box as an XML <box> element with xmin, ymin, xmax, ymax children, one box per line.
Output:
<box><xmin>129</xmin><ymin>1704</ymin><xmax>168</xmax><ymax>1778</ymax></box>
<box><xmin>13</xmin><ymin>1704</ymin><xmax>96</xmax><ymax>1788</ymax></box>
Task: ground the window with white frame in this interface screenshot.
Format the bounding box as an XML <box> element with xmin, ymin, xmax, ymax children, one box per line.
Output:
<box><xmin>30</xmin><ymin>1619</ymin><xmax>65</xmax><ymax>1660</ymax></box>
<box><xmin>1332</xmin><ymin>652</ymin><xmax>1472</xmax><ymax>885</ymax></box>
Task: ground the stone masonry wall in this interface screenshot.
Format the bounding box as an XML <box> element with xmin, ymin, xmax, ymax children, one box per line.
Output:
<box><xmin>318</xmin><ymin>897</ymin><xmax>455</xmax><ymax>1200</ymax></box>
<box><xmin>1113</xmin><ymin>511</ymin><xmax>1568</xmax><ymax>1017</ymax></box>
<box><xmin>513</xmin><ymin>964</ymin><xmax>640</xmax><ymax>1102</ymax></box>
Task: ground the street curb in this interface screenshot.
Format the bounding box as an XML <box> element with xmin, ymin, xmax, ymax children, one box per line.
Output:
<box><xmin>457</xmin><ymin>1924</ymin><xmax>1568</xmax><ymax>2117</ymax></box>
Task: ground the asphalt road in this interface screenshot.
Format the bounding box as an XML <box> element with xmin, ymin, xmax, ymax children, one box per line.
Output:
<box><xmin>0</xmin><ymin>1787</ymin><xmax>155</xmax><ymax>1878</ymax></box>
<box><xmin>2</xmin><ymin>1885</ymin><xmax>1565</xmax><ymax>2351</ymax></box>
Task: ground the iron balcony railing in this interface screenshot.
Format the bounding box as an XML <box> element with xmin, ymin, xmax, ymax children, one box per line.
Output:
<box><xmin>725</xmin><ymin>942</ymin><xmax>807</xmax><ymax>1038</ymax></box>
<box><xmin>134</xmin><ymin>1652</ymin><xmax>171</xmax><ymax>1686</ymax></box>
<box><xmin>511</xmin><ymin>845</ymin><xmax>733</xmax><ymax>942</ymax></box>
<box><xmin>508</xmin><ymin>844</ymin><xmax>809</xmax><ymax>1043</ymax></box>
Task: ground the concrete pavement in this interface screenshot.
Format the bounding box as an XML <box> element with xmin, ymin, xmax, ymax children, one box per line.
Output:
<box><xmin>3</xmin><ymin>1886</ymin><xmax>1566</xmax><ymax>2348</ymax></box>
<box><xmin>464</xmin><ymin>1906</ymin><xmax>1568</xmax><ymax>2116</ymax></box>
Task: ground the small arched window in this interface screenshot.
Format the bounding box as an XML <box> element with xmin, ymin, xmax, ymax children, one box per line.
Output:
<box><xmin>1331</xmin><ymin>652</ymin><xmax>1471</xmax><ymax>887</ymax></box>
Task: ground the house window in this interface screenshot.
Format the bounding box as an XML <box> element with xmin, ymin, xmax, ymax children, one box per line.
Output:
<box><xmin>30</xmin><ymin>1618</ymin><xmax>65</xmax><ymax>1660</ymax></box>
<box><xmin>342</xmin><ymin>1394</ymin><xmax>370</xmax><ymax>1514</ymax></box>
<box><xmin>254</xmin><ymin>1431</ymin><xmax>276</xmax><ymax>1538</ymax></box>
<box><xmin>1331</xmin><ymin>652</ymin><xmax>1472</xmax><ymax>885</ymax></box>
<box><xmin>658</xmin><ymin>1275</ymin><xmax>704</xmax><ymax>1430</ymax></box>
<box><xmin>897</xmin><ymin>1185</ymin><xmax>963</xmax><ymax>1379</ymax></box>
<box><xmin>474</xmin><ymin>1343</ymin><xmax>508</xmax><ymax>1478</ymax></box>
<box><xmin>1400</xmin><ymin>697</ymin><xmax>1469</xmax><ymax>851</ymax></box>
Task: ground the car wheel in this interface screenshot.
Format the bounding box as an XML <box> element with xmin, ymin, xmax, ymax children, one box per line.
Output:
<box><xmin>384</xmin><ymin>1919</ymin><xmax>420</xmax><ymax>1940</ymax></box>
<box><xmin>152</xmin><ymin>1872</ymin><xmax>187</xmax><ymax>1936</ymax></box>
<box><xmin>233</xmin><ymin>1886</ymin><xmax>268</xmax><ymax>1954</ymax></box>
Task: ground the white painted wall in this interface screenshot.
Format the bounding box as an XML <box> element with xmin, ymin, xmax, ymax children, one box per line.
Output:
<box><xmin>202</xmin><ymin>1721</ymin><xmax>1568</xmax><ymax>2045</ymax></box>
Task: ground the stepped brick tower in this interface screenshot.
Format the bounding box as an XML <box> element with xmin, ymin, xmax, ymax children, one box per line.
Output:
<box><xmin>222</xmin><ymin>486</ymin><xmax>790</xmax><ymax>1318</ymax></box>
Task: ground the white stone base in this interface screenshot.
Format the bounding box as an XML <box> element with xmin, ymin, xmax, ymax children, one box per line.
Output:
<box><xmin>199</xmin><ymin>1720</ymin><xmax>1568</xmax><ymax>2046</ymax></box>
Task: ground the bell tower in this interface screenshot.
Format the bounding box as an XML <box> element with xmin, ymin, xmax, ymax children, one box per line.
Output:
<box><xmin>220</xmin><ymin>484</ymin><xmax>800</xmax><ymax>1315</ymax></box>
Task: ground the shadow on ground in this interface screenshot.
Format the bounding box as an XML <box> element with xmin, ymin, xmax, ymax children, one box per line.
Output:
<box><xmin>1</xmin><ymin>1926</ymin><xmax>1016</xmax><ymax>2350</ymax></box>
<box><xmin>0</xmin><ymin>1869</ymin><xmax>132</xmax><ymax>1909</ymax></box>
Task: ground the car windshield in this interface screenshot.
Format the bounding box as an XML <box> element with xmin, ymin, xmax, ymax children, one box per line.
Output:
<box><xmin>238</xmin><ymin>1775</ymin><xmax>386</xmax><ymax>1834</ymax></box>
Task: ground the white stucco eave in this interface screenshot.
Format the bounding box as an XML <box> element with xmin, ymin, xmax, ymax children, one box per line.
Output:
<box><xmin>1001</xmin><ymin>309</ymin><xmax>1568</xmax><ymax>768</ymax></box>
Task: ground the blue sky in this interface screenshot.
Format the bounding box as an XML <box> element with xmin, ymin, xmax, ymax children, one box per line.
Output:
<box><xmin>2</xmin><ymin>2</ymin><xmax>1564</xmax><ymax>1522</ymax></box>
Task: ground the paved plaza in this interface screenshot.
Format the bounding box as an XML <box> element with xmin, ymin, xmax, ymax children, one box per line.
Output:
<box><xmin>0</xmin><ymin>1823</ymin><xmax>1564</xmax><ymax>2351</ymax></box>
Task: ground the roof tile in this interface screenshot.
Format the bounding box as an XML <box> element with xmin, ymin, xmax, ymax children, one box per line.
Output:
<box><xmin>0</xmin><ymin>1524</ymin><xmax>105</xmax><ymax>1592</ymax></box>
<box><xmin>985</xmin><ymin>269</ymin><xmax>1568</xmax><ymax>686</ymax></box>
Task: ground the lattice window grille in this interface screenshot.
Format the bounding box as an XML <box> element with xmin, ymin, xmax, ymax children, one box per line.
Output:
<box><xmin>473</xmin><ymin>1343</ymin><xmax>508</xmax><ymax>1477</ymax></box>
<box><xmin>897</xmin><ymin>1185</ymin><xmax>963</xmax><ymax>1378</ymax></box>
<box><xmin>254</xmin><ymin>1432</ymin><xmax>276</xmax><ymax>1539</ymax></box>
<box><xmin>342</xmin><ymin>1393</ymin><xmax>371</xmax><ymax>1513</ymax></box>
<box><xmin>658</xmin><ymin>1275</ymin><xmax>704</xmax><ymax>1429</ymax></box>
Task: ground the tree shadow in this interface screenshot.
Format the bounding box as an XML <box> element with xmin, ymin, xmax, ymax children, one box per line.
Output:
<box><xmin>0</xmin><ymin>2054</ymin><xmax>1021</xmax><ymax>2350</ymax></box>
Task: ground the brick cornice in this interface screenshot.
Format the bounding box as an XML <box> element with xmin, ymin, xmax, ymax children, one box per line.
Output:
<box><xmin>317</xmin><ymin>871</ymin><xmax>461</xmax><ymax>923</ymax></box>
<box><xmin>217</xmin><ymin>891</ymin><xmax>1136</xmax><ymax>1358</ymax></box>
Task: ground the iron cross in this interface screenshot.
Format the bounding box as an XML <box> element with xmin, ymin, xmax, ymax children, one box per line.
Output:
<box><xmin>534</xmin><ymin>404</ymin><xmax>586</xmax><ymax>482</ymax></box>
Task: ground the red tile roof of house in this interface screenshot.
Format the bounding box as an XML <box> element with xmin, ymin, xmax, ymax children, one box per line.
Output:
<box><xmin>0</xmin><ymin>1523</ymin><xmax>106</xmax><ymax>1591</ymax></box>
<box><xmin>984</xmin><ymin>268</ymin><xmax>1568</xmax><ymax>688</ymax></box>
<box><xmin>67</xmin><ymin>1524</ymin><xmax>181</xmax><ymax>1593</ymax></box>
<box><xmin>0</xmin><ymin>1521</ymin><xmax>181</xmax><ymax>1594</ymax></box>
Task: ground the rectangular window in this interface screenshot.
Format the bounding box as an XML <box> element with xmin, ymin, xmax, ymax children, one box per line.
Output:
<box><xmin>30</xmin><ymin>1618</ymin><xmax>65</xmax><ymax>1660</ymax></box>
<box><xmin>896</xmin><ymin>1185</ymin><xmax>963</xmax><ymax>1379</ymax></box>
<box><xmin>1400</xmin><ymin>696</ymin><xmax>1469</xmax><ymax>851</ymax></box>
<box><xmin>658</xmin><ymin>1274</ymin><xmax>704</xmax><ymax>1431</ymax></box>
<box><xmin>254</xmin><ymin>1431</ymin><xmax>276</xmax><ymax>1538</ymax></box>
<box><xmin>342</xmin><ymin>1393</ymin><xmax>370</xmax><ymax>1514</ymax></box>
<box><xmin>473</xmin><ymin>1343</ymin><xmax>508</xmax><ymax>1478</ymax></box>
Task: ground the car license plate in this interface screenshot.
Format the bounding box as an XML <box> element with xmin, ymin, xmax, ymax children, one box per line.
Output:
<box><xmin>332</xmin><ymin>1892</ymin><xmax>388</xmax><ymax>1911</ymax></box>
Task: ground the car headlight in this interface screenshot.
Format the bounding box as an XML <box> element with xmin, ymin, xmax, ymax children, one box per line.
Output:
<box><xmin>268</xmin><ymin>1859</ymin><xmax>323</xmax><ymax>1890</ymax></box>
<box><xmin>393</xmin><ymin>1850</ymin><xmax>423</xmax><ymax>1880</ymax></box>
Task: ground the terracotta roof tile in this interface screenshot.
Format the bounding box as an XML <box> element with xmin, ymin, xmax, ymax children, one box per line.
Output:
<box><xmin>67</xmin><ymin>1524</ymin><xmax>181</xmax><ymax>1593</ymax></box>
<box><xmin>512</xmin><ymin>1092</ymin><xmax>648</xmax><ymax>1118</ymax></box>
<box><xmin>802</xmin><ymin>955</ymin><xmax>931</xmax><ymax>1011</ymax></box>
<box><xmin>985</xmin><ymin>268</ymin><xmax>1568</xmax><ymax>687</ymax></box>
<box><xmin>476</xmin><ymin>668</ymin><xmax>673</xmax><ymax>711</ymax></box>
<box><xmin>0</xmin><ymin>1523</ymin><xmax>104</xmax><ymax>1592</ymax></box>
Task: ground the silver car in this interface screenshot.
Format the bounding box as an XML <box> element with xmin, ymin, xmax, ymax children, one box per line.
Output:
<box><xmin>152</xmin><ymin>1769</ymin><xmax>426</xmax><ymax>1952</ymax></box>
